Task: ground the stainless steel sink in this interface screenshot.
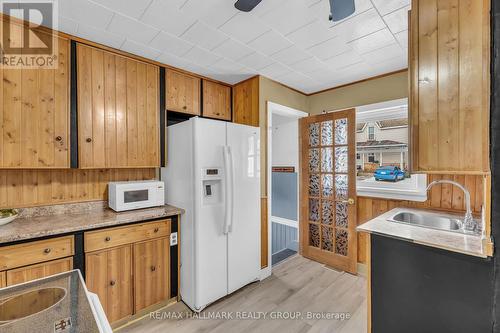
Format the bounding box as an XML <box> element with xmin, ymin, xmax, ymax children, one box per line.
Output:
<box><xmin>387</xmin><ymin>210</ymin><xmax>470</xmax><ymax>233</ymax></box>
<box><xmin>0</xmin><ymin>287</ymin><xmax>66</xmax><ymax>323</ymax></box>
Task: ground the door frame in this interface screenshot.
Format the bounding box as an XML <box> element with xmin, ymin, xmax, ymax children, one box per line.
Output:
<box><xmin>263</xmin><ymin>101</ymin><xmax>308</xmax><ymax>279</ymax></box>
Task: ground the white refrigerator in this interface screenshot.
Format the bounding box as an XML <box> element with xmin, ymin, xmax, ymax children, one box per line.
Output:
<box><xmin>161</xmin><ymin>117</ymin><xmax>261</xmax><ymax>312</ymax></box>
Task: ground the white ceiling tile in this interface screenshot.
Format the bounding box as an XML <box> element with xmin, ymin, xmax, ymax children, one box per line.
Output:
<box><xmin>156</xmin><ymin>52</ymin><xmax>196</xmax><ymax>70</ymax></box>
<box><xmin>212</xmin><ymin>39</ymin><xmax>254</xmax><ymax>62</ymax></box>
<box><xmin>219</xmin><ymin>13</ymin><xmax>270</xmax><ymax>43</ymax></box>
<box><xmin>307</xmin><ymin>37</ymin><xmax>351</xmax><ymax>60</ymax></box>
<box><xmin>286</xmin><ymin>21</ymin><xmax>337</xmax><ymax>49</ymax></box>
<box><xmin>183</xmin><ymin>46</ymin><xmax>221</xmax><ymax>67</ymax></box>
<box><xmin>324</xmin><ymin>49</ymin><xmax>363</xmax><ymax>70</ymax></box>
<box><xmin>211</xmin><ymin>58</ymin><xmax>245</xmax><ymax>74</ymax></box>
<box><xmin>238</xmin><ymin>52</ymin><xmax>275</xmax><ymax>70</ymax></box>
<box><xmin>90</xmin><ymin>0</ymin><xmax>153</xmax><ymax>20</ymax></box>
<box><xmin>395</xmin><ymin>30</ymin><xmax>408</xmax><ymax>49</ymax></box>
<box><xmin>78</xmin><ymin>23</ymin><xmax>125</xmax><ymax>49</ymax></box>
<box><xmin>361</xmin><ymin>43</ymin><xmax>404</xmax><ymax>65</ymax></box>
<box><xmin>250</xmin><ymin>0</ymin><xmax>288</xmax><ymax>17</ymax></box>
<box><xmin>372</xmin><ymin>0</ymin><xmax>410</xmax><ymax>16</ymax></box>
<box><xmin>141</xmin><ymin>0</ymin><xmax>197</xmax><ymax>36</ymax></box>
<box><xmin>289</xmin><ymin>57</ymin><xmax>325</xmax><ymax>73</ymax></box>
<box><xmin>349</xmin><ymin>28</ymin><xmax>396</xmax><ymax>54</ymax></box>
<box><xmin>260</xmin><ymin>0</ymin><xmax>316</xmax><ymax>35</ymax></box>
<box><xmin>276</xmin><ymin>71</ymin><xmax>317</xmax><ymax>88</ymax></box>
<box><xmin>59</xmin><ymin>0</ymin><xmax>114</xmax><ymax>30</ymax></box>
<box><xmin>182</xmin><ymin>0</ymin><xmax>239</xmax><ymax>28</ymax></box>
<box><xmin>120</xmin><ymin>39</ymin><xmax>161</xmax><ymax>60</ymax></box>
<box><xmin>149</xmin><ymin>31</ymin><xmax>193</xmax><ymax>57</ymax></box>
<box><xmin>107</xmin><ymin>13</ymin><xmax>159</xmax><ymax>44</ymax></box>
<box><xmin>208</xmin><ymin>73</ymin><xmax>256</xmax><ymax>85</ymax></box>
<box><xmin>271</xmin><ymin>45</ymin><xmax>311</xmax><ymax>65</ymax></box>
<box><xmin>58</xmin><ymin>16</ymin><xmax>79</xmax><ymax>35</ymax></box>
<box><xmin>329</xmin><ymin>8</ymin><xmax>386</xmax><ymax>42</ymax></box>
<box><xmin>248</xmin><ymin>30</ymin><xmax>292</xmax><ymax>56</ymax></box>
<box><xmin>260</xmin><ymin>62</ymin><xmax>290</xmax><ymax>78</ymax></box>
<box><xmin>383</xmin><ymin>6</ymin><xmax>409</xmax><ymax>34</ymax></box>
<box><xmin>180</xmin><ymin>21</ymin><xmax>228</xmax><ymax>50</ymax></box>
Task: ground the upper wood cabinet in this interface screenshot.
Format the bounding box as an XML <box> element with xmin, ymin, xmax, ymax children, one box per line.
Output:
<box><xmin>0</xmin><ymin>33</ymin><xmax>70</xmax><ymax>168</ymax></box>
<box><xmin>166</xmin><ymin>70</ymin><xmax>200</xmax><ymax>115</ymax></box>
<box><xmin>233</xmin><ymin>76</ymin><xmax>259</xmax><ymax>127</ymax></box>
<box><xmin>77</xmin><ymin>44</ymin><xmax>160</xmax><ymax>168</ymax></box>
<box><xmin>410</xmin><ymin>0</ymin><xmax>490</xmax><ymax>172</ymax></box>
<box><xmin>202</xmin><ymin>80</ymin><xmax>231</xmax><ymax>121</ymax></box>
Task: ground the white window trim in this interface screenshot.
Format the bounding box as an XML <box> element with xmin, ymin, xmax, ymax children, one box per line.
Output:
<box><xmin>357</xmin><ymin>174</ymin><xmax>428</xmax><ymax>201</ymax></box>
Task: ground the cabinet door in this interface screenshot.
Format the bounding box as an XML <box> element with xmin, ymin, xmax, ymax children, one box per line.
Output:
<box><xmin>233</xmin><ymin>76</ymin><xmax>259</xmax><ymax>127</ymax></box>
<box><xmin>203</xmin><ymin>80</ymin><xmax>231</xmax><ymax>121</ymax></box>
<box><xmin>0</xmin><ymin>271</ymin><xmax>6</xmax><ymax>288</ymax></box>
<box><xmin>86</xmin><ymin>245</ymin><xmax>133</xmax><ymax>323</ymax></box>
<box><xmin>6</xmin><ymin>257</ymin><xmax>73</xmax><ymax>286</ymax></box>
<box><xmin>77</xmin><ymin>44</ymin><xmax>159</xmax><ymax>168</ymax></box>
<box><xmin>0</xmin><ymin>28</ymin><xmax>70</xmax><ymax>168</ymax></box>
<box><xmin>134</xmin><ymin>238</ymin><xmax>169</xmax><ymax>312</ymax></box>
<box><xmin>166</xmin><ymin>70</ymin><xmax>200</xmax><ymax>115</ymax></box>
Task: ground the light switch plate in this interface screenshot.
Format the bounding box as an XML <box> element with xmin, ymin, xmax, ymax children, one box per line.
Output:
<box><xmin>170</xmin><ymin>232</ymin><xmax>178</xmax><ymax>246</ymax></box>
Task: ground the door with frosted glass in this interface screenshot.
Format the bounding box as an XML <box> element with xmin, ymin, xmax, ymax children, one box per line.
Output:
<box><xmin>299</xmin><ymin>110</ymin><xmax>357</xmax><ymax>274</ymax></box>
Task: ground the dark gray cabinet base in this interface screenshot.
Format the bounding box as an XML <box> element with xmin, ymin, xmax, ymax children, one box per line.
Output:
<box><xmin>371</xmin><ymin>234</ymin><xmax>494</xmax><ymax>333</ymax></box>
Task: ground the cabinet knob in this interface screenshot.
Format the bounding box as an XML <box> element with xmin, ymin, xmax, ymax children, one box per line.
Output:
<box><xmin>110</xmin><ymin>280</ymin><xmax>116</xmax><ymax>286</ymax></box>
<box><xmin>150</xmin><ymin>266</ymin><xmax>156</xmax><ymax>272</ymax></box>
<box><xmin>105</xmin><ymin>236</ymin><xmax>111</xmax><ymax>242</ymax></box>
<box><xmin>55</xmin><ymin>136</ymin><xmax>62</xmax><ymax>142</ymax></box>
<box><xmin>154</xmin><ymin>227</ymin><xmax>159</xmax><ymax>233</ymax></box>
<box><xmin>44</xmin><ymin>248</ymin><xmax>52</xmax><ymax>254</ymax></box>
<box><xmin>182</xmin><ymin>105</ymin><xmax>187</xmax><ymax>110</ymax></box>
<box><xmin>86</xmin><ymin>137</ymin><xmax>92</xmax><ymax>143</ymax></box>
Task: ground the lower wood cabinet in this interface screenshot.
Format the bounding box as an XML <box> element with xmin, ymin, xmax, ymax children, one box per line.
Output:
<box><xmin>134</xmin><ymin>238</ymin><xmax>169</xmax><ymax>312</ymax></box>
<box><xmin>0</xmin><ymin>271</ymin><xmax>6</xmax><ymax>288</ymax></box>
<box><xmin>86</xmin><ymin>245</ymin><xmax>133</xmax><ymax>323</ymax></box>
<box><xmin>6</xmin><ymin>257</ymin><xmax>73</xmax><ymax>287</ymax></box>
<box><xmin>84</xmin><ymin>219</ymin><xmax>172</xmax><ymax>324</ymax></box>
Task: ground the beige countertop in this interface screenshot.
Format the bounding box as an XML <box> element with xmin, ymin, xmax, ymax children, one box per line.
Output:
<box><xmin>357</xmin><ymin>207</ymin><xmax>488</xmax><ymax>258</ymax></box>
<box><xmin>0</xmin><ymin>202</ymin><xmax>184</xmax><ymax>244</ymax></box>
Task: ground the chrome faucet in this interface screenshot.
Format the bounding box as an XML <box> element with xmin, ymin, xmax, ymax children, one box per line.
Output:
<box><xmin>426</xmin><ymin>180</ymin><xmax>476</xmax><ymax>232</ymax></box>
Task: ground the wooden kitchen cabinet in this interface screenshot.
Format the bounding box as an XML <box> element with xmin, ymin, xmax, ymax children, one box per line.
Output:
<box><xmin>166</xmin><ymin>70</ymin><xmax>201</xmax><ymax>115</ymax></box>
<box><xmin>133</xmin><ymin>238</ymin><xmax>170</xmax><ymax>312</ymax></box>
<box><xmin>77</xmin><ymin>43</ymin><xmax>160</xmax><ymax>168</ymax></box>
<box><xmin>233</xmin><ymin>76</ymin><xmax>259</xmax><ymax>127</ymax></box>
<box><xmin>6</xmin><ymin>257</ymin><xmax>73</xmax><ymax>286</ymax></box>
<box><xmin>86</xmin><ymin>245</ymin><xmax>133</xmax><ymax>323</ymax></box>
<box><xmin>202</xmin><ymin>80</ymin><xmax>231</xmax><ymax>121</ymax></box>
<box><xmin>409</xmin><ymin>0</ymin><xmax>490</xmax><ymax>172</ymax></box>
<box><xmin>0</xmin><ymin>23</ymin><xmax>70</xmax><ymax>168</ymax></box>
<box><xmin>0</xmin><ymin>271</ymin><xmax>6</xmax><ymax>288</ymax></box>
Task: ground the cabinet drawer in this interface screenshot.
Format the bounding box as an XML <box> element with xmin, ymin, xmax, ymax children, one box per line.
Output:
<box><xmin>0</xmin><ymin>236</ymin><xmax>74</xmax><ymax>271</ymax></box>
<box><xmin>84</xmin><ymin>219</ymin><xmax>171</xmax><ymax>252</ymax></box>
<box><xmin>6</xmin><ymin>257</ymin><xmax>73</xmax><ymax>286</ymax></box>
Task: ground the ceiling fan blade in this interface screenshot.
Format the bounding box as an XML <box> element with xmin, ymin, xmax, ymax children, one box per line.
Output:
<box><xmin>329</xmin><ymin>0</ymin><xmax>355</xmax><ymax>21</ymax></box>
<box><xmin>234</xmin><ymin>0</ymin><xmax>263</xmax><ymax>12</ymax></box>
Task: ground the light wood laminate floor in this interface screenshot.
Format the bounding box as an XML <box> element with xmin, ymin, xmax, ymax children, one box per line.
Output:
<box><xmin>118</xmin><ymin>255</ymin><xmax>367</xmax><ymax>333</ymax></box>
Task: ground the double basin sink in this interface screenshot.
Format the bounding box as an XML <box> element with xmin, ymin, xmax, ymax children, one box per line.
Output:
<box><xmin>387</xmin><ymin>210</ymin><xmax>480</xmax><ymax>235</ymax></box>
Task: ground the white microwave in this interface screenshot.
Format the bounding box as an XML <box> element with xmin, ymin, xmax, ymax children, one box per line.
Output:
<box><xmin>108</xmin><ymin>180</ymin><xmax>165</xmax><ymax>212</ymax></box>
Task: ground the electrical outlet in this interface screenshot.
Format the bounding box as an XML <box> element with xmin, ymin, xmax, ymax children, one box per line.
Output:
<box><xmin>170</xmin><ymin>232</ymin><xmax>178</xmax><ymax>246</ymax></box>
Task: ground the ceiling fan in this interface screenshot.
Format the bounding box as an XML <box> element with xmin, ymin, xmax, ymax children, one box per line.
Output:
<box><xmin>234</xmin><ymin>0</ymin><xmax>355</xmax><ymax>21</ymax></box>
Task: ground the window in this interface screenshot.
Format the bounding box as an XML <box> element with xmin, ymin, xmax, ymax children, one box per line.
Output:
<box><xmin>368</xmin><ymin>126</ymin><xmax>375</xmax><ymax>141</ymax></box>
<box><xmin>368</xmin><ymin>153</ymin><xmax>375</xmax><ymax>163</ymax></box>
<box><xmin>356</xmin><ymin>153</ymin><xmax>360</xmax><ymax>160</ymax></box>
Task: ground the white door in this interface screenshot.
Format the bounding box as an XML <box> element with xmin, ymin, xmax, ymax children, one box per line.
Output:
<box><xmin>193</xmin><ymin>118</ymin><xmax>228</xmax><ymax>309</ymax></box>
<box><xmin>226</xmin><ymin>122</ymin><xmax>261</xmax><ymax>294</ymax></box>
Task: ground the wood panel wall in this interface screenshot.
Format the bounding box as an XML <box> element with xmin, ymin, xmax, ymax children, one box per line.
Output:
<box><xmin>356</xmin><ymin>174</ymin><xmax>485</xmax><ymax>263</ymax></box>
<box><xmin>410</xmin><ymin>0</ymin><xmax>490</xmax><ymax>172</ymax></box>
<box><xmin>0</xmin><ymin>169</ymin><xmax>156</xmax><ymax>208</ymax></box>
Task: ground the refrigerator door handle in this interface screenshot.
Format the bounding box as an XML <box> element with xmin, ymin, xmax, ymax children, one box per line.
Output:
<box><xmin>223</xmin><ymin>146</ymin><xmax>231</xmax><ymax>234</ymax></box>
<box><xmin>228</xmin><ymin>146</ymin><xmax>235</xmax><ymax>233</ymax></box>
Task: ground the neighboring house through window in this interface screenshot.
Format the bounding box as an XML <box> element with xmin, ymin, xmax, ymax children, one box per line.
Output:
<box><xmin>368</xmin><ymin>126</ymin><xmax>375</xmax><ymax>141</ymax></box>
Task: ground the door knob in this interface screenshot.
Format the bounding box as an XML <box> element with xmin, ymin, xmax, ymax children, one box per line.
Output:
<box><xmin>341</xmin><ymin>198</ymin><xmax>355</xmax><ymax>205</ymax></box>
